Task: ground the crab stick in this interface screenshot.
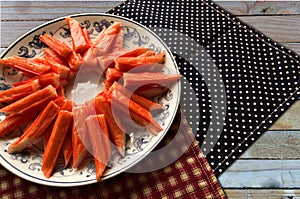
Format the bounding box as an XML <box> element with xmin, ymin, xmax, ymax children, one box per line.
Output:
<box><xmin>43</xmin><ymin>120</ymin><xmax>55</xmax><ymax>148</ymax></box>
<box><xmin>94</xmin><ymin>95</ymin><xmax>125</xmax><ymax>157</ymax></box>
<box><xmin>39</xmin><ymin>33</ymin><xmax>73</xmax><ymax>58</ymax></box>
<box><xmin>60</xmin><ymin>99</ymin><xmax>73</xmax><ymax>112</ymax></box>
<box><xmin>72</xmin><ymin>124</ymin><xmax>89</xmax><ymax>169</ymax></box>
<box><xmin>110</xmin><ymin>90</ymin><xmax>162</xmax><ymax>135</ymax></box>
<box><xmin>134</xmin><ymin>84</ymin><xmax>169</xmax><ymax>98</ymax></box>
<box><xmin>43</xmin><ymin>48</ymin><xmax>68</xmax><ymax>66</ymax></box>
<box><xmin>0</xmin><ymin>79</ymin><xmax>41</xmax><ymax>104</ymax></box>
<box><xmin>65</xmin><ymin>17</ymin><xmax>90</xmax><ymax>54</ymax></box>
<box><xmin>68</xmin><ymin>50</ymin><xmax>83</xmax><ymax>72</ymax></box>
<box><xmin>0</xmin><ymin>107</ymin><xmax>41</xmax><ymax>138</ymax></box>
<box><xmin>105</xmin><ymin>68</ymin><xmax>123</xmax><ymax>82</ymax></box>
<box><xmin>0</xmin><ymin>56</ymin><xmax>51</xmax><ymax>77</ymax></box>
<box><xmin>115</xmin><ymin>51</ymin><xmax>165</xmax><ymax>72</ymax></box>
<box><xmin>8</xmin><ymin>101</ymin><xmax>60</xmax><ymax>153</ymax></box>
<box><xmin>0</xmin><ymin>85</ymin><xmax>58</xmax><ymax>114</ymax></box>
<box><xmin>110</xmin><ymin>82</ymin><xmax>163</xmax><ymax>111</ymax></box>
<box><xmin>86</xmin><ymin>114</ymin><xmax>111</xmax><ymax>182</ymax></box>
<box><xmin>82</xmin><ymin>28</ymin><xmax>92</xmax><ymax>48</ymax></box>
<box><xmin>43</xmin><ymin>58</ymin><xmax>70</xmax><ymax>80</ymax></box>
<box><xmin>42</xmin><ymin>110</ymin><xmax>73</xmax><ymax>178</ymax></box>
<box><xmin>12</xmin><ymin>72</ymin><xmax>61</xmax><ymax>89</ymax></box>
<box><xmin>62</xmin><ymin>122</ymin><xmax>73</xmax><ymax>167</ymax></box>
<box><xmin>72</xmin><ymin>105</ymin><xmax>92</xmax><ymax>152</ymax></box>
<box><xmin>60</xmin><ymin>100</ymin><xmax>74</xmax><ymax>166</ymax></box>
<box><xmin>123</xmin><ymin>72</ymin><xmax>181</xmax><ymax>87</ymax></box>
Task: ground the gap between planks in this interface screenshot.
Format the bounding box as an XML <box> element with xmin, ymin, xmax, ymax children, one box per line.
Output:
<box><xmin>224</xmin><ymin>189</ymin><xmax>300</xmax><ymax>199</ymax></box>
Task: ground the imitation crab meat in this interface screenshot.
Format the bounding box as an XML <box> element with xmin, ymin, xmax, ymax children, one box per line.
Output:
<box><xmin>0</xmin><ymin>17</ymin><xmax>181</xmax><ymax>180</ymax></box>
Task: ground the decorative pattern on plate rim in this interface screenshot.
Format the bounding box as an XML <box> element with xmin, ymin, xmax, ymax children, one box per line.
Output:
<box><xmin>0</xmin><ymin>14</ymin><xmax>179</xmax><ymax>185</ymax></box>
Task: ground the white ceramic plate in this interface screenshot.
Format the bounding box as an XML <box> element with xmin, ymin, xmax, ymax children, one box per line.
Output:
<box><xmin>0</xmin><ymin>13</ymin><xmax>180</xmax><ymax>187</ymax></box>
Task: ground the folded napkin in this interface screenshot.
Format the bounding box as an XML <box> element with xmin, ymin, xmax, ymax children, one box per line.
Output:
<box><xmin>0</xmin><ymin>110</ymin><xmax>226</xmax><ymax>198</ymax></box>
<box><xmin>109</xmin><ymin>0</ymin><xmax>300</xmax><ymax>176</ymax></box>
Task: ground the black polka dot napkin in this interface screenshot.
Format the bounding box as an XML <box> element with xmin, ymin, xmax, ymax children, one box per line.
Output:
<box><xmin>109</xmin><ymin>0</ymin><xmax>300</xmax><ymax>176</ymax></box>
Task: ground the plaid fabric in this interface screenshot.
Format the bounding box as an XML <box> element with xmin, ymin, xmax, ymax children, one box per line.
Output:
<box><xmin>0</xmin><ymin>110</ymin><xmax>226</xmax><ymax>199</ymax></box>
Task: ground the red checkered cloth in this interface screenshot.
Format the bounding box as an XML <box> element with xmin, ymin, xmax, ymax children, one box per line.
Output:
<box><xmin>0</xmin><ymin>110</ymin><xmax>226</xmax><ymax>199</ymax></box>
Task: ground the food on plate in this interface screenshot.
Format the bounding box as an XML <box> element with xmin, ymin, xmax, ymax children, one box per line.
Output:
<box><xmin>0</xmin><ymin>17</ymin><xmax>181</xmax><ymax>180</ymax></box>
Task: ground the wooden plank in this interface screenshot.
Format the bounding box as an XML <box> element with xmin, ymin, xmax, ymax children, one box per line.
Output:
<box><xmin>0</xmin><ymin>21</ymin><xmax>48</xmax><ymax>48</ymax></box>
<box><xmin>215</xmin><ymin>1</ymin><xmax>300</xmax><ymax>15</ymax></box>
<box><xmin>282</xmin><ymin>43</ymin><xmax>300</xmax><ymax>56</ymax></box>
<box><xmin>224</xmin><ymin>189</ymin><xmax>300</xmax><ymax>199</ymax></box>
<box><xmin>2</xmin><ymin>1</ymin><xmax>300</xmax><ymax>19</ymax></box>
<box><xmin>238</xmin><ymin>15</ymin><xmax>300</xmax><ymax>43</ymax></box>
<box><xmin>270</xmin><ymin>100</ymin><xmax>300</xmax><ymax>131</ymax></box>
<box><xmin>219</xmin><ymin>160</ymin><xmax>300</xmax><ymax>188</ymax></box>
<box><xmin>2</xmin><ymin>19</ymin><xmax>300</xmax><ymax>49</ymax></box>
<box><xmin>241</xmin><ymin>131</ymin><xmax>300</xmax><ymax>159</ymax></box>
<box><xmin>0</xmin><ymin>1</ymin><xmax>122</xmax><ymax>20</ymax></box>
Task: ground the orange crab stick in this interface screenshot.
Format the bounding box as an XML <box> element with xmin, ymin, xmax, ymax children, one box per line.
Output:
<box><xmin>12</xmin><ymin>72</ymin><xmax>61</xmax><ymax>89</ymax></box>
<box><xmin>115</xmin><ymin>51</ymin><xmax>165</xmax><ymax>72</ymax></box>
<box><xmin>111</xmin><ymin>90</ymin><xmax>163</xmax><ymax>135</ymax></box>
<box><xmin>98</xmin><ymin>48</ymin><xmax>153</xmax><ymax>73</ymax></box>
<box><xmin>68</xmin><ymin>50</ymin><xmax>83</xmax><ymax>72</ymax></box>
<box><xmin>39</xmin><ymin>33</ymin><xmax>73</xmax><ymax>58</ymax></box>
<box><xmin>42</xmin><ymin>110</ymin><xmax>73</xmax><ymax>178</ymax></box>
<box><xmin>0</xmin><ymin>56</ymin><xmax>51</xmax><ymax>77</ymax></box>
<box><xmin>43</xmin><ymin>48</ymin><xmax>68</xmax><ymax>66</ymax></box>
<box><xmin>38</xmin><ymin>72</ymin><xmax>62</xmax><ymax>88</ymax></box>
<box><xmin>109</xmin><ymin>95</ymin><xmax>161</xmax><ymax>135</ymax></box>
<box><xmin>121</xmin><ymin>47</ymin><xmax>149</xmax><ymax>57</ymax></box>
<box><xmin>45</xmin><ymin>59</ymin><xmax>70</xmax><ymax>80</ymax></box>
<box><xmin>43</xmin><ymin>120</ymin><xmax>55</xmax><ymax>148</ymax></box>
<box><xmin>95</xmin><ymin>95</ymin><xmax>125</xmax><ymax>157</ymax></box>
<box><xmin>0</xmin><ymin>106</ymin><xmax>42</xmax><ymax>137</ymax></box>
<box><xmin>60</xmin><ymin>99</ymin><xmax>73</xmax><ymax>112</ymax></box>
<box><xmin>65</xmin><ymin>17</ymin><xmax>90</xmax><ymax>54</ymax></box>
<box><xmin>0</xmin><ymin>85</ymin><xmax>58</xmax><ymax>114</ymax></box>
<box><xmin>134</xmin><ymin>84</ymin><xmax>169</xmax><ymax>98</ymax></box>
<box><xmin>86</xmin><ymin>114</ymin><xmax>111</xmax><ymax>182</ymax></box>
<box><xmin>111</xmin><ymin>82</ymin><xmax>163</xmax><ymax>111</ymax></box>
<box><xmin>62</xmin><ymin>123</ymin><xmax>73</xmax><ymax>167</ymax></box>
<box><xmin>109</xmin><ymin>30</ymin><xmax>123</xmax><ymax>52</ymax></box>
<box><xmin>72</xmin><ymin>124</ymin><xmax>89</xmax><ymax>169</ymax></box>
<box><xmin>123</xmin><ymin>72</ymin><xmax>181</xmax><ymax>87</ymax></box>
<box><xmin>8</xmin><ymin>101</ymin><xmax>60</xmax><ymax>154</ymax></box>
<box><xmin>93</xmin><ymin>22</ymin><xmax>121</xmax><ymax>55</ymax></box>
<box><xmin>60</xmin><ymin>99</ymin><xmax>74</xmax><ymax>166</ymax></box>
<box><xmin>105</xmin><ymin>68</ymin><xmax>123</xmax><ymax>82</ymax></box>
<box><xmin>0</xmin><ymin>79</ymin><xmax>41</xmax><ymax>104</ymax></box>
<box><xmin>73</xmin><ymin>105</ymin><xmax>92</xmax><ymax>149</ymax></box>
<box><xmin>82</xmin><ymin>28</ymin><xmax>92</xmax><ymax>48</ymax></box>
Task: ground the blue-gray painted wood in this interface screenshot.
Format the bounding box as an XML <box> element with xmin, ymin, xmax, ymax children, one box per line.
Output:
<box><xmin>219</xmin><ymin>160</ymin><xmax>300</xmax><ymax>188</ymax></box>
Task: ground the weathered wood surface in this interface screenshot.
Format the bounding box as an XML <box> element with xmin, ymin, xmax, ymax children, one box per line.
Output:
<box><xmin>1</xmin><ymin>1</ymin><xmax>300</xmax><ymax>54</ymax></box>
<box><xmin>240</xmin><ymin>131</ymin><xmax>300</xmax><ymax>159</ymax></box>
<box><xmin>213</xmin><ymin>1</ymin><xmax>300</xmax><ymax>197</ymax></box>
<box><xmin>0</xmin><ymin>1</ymin><xmax>122</xmax><ymax>20</ymax></box>
<box><xmin>219</xmin><ymin>160</ymin><xmax>300</xmax><ymax>188</ymax></box>
<box><xmin>223</xmin><ymin>189</ymin><xmax>300</xmax><ymax>199</ymax></box>
<box><xmin>239</xmin><ymin>16</ymin><xmax>300</xmax><ymax>43</ymax></box>
<box><xmin>270</xmin><ymin>101</ymin><xmax>300</xmax><ymax>131</ymax></box>
<box><xmin>216</xmin><ymin>1</ymin><xmax>300</xmax><ymax>15</ymax></box>
<box><xmin>1</xmin><ymin>1</ymin><xmax>300</xmax><ymax>198</ymax></box>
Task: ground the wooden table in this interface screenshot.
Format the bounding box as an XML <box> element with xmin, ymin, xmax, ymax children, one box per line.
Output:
<box><xmin>215</xmin><ymin>2</ymin><xmax>300</xmax><ymax>198</ymax></box>
<box><xmin>1</xmin><ymin>1</ymin><xmax>299</xmax><ymax>198</ymax></box>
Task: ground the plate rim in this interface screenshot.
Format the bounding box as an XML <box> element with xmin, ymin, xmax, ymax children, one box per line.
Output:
<box><xmin>0</xmin><ymin>13</ymin><xmax>181</xmax><ymax>187</ymax></box>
